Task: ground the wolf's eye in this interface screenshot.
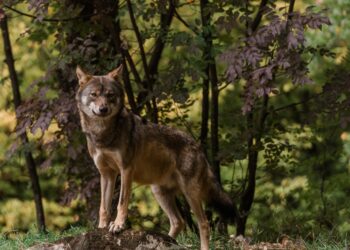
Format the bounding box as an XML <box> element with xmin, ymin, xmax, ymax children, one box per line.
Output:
<box><xmin>106</xmin><ymin>93</ymin><xmax>116</xmax><ymax>99</ymax></box>
<box><xmin>90</xmin><ymin>92</ymin><xmax>97</xmax><ymax>98</ymax></box>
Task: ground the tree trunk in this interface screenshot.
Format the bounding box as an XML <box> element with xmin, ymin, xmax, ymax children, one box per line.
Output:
<box><xmin>0</xmin><ymin>13</ymin><xmax>46</xmax><ymax>232</ymax></box>
<box><xmin>237</xmin><ymin>95</ymin><xmax>269</xmax><ymax>235</ymax></box>
<box><xmin>237</xmin><ymin>0</ymin><xmax>296</xmax><ymax>236</ymax></box>
<box><xmin>209</xmin><ymin>64</ymin><xmax>220</xmax><ymax>183</ymax></box>
<box><xmin>200</xmin><ymin>66</ymin><xmax>209</xmax><ymax>154</ymax></box>
<box><xmin>200</xmin><ymin>0</ymin><xmax>229</xmax><ymax>234</ymax></box>
<box><xmin>199</xmin><ymin>0</ymin><xmax>210</xmax><ymax>155</ymax></box>
<box><xmin>200</xmin><ymin>0</ymin><xmax>221</xmax><ymax>183</ymax></box>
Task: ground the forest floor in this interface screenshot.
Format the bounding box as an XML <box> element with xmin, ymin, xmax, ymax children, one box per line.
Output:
<box><xmin>0</xmin><ymin>227</ymin><xmax>348</xmax><ymax>250</ymax></box>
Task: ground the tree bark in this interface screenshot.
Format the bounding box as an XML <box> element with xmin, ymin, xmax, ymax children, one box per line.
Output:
<box><xmin>237</xmin><ymin>95</ymin><xmax>268</xmax><ymax>235</ymax></box>
<box><xmin>110</xmin><ymin>1</ymin><xmax>138</xmax><ymax>115</ymax></box>
<box><xmin>199</xmin><ymin>66</ymin><xmax>209</xmax><ymax>153</ymax></box>
<box><xmin>199</xmin><ymin>1</ymin><xmax>210</xmax><ymax>155</ymax></box>
<box><xmin>200</xmin><ymin>0</ymin><xmax>221</xmax><ymax>183</ymax></box>
<box><xmin>209</xmin><ymin>64</ymin><xmax>220</xmax><ymax>183</ymax></box>
<box><xmin>0</xmin><ymin>13</ymin><xmax>46</xmax><ymax>232</ymax></box>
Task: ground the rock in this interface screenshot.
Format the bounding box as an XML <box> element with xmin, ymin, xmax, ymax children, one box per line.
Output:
<box><xmin>27</xmin><ymin>229</ymin><xmax>184</xmax><ymax>250</ymax></box>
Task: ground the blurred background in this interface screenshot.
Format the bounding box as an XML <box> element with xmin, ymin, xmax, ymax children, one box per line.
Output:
<box><xmin>1</xmin><ymin>0</ymin><xmax>350</xmax><ymax>242</ymax></box>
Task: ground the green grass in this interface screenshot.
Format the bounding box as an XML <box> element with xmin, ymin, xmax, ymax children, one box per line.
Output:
<box><xmin>177</xmin><ymin>231</ymin><xmax>349</xmax><ymax>250</ymax></box>
<box><xmin>304</xmin><ymin>234</ymin><xmax>349</xmax><ymax>250</ymax></box>
<box><xmin>1</xmin><ymin>227</ymin><xmax>348</xmax><ymax>250</ymax></box>
<box><xmin>177</xmin><ymin>231</ymin><xmax>239</xmax><ymax>250</ymax></box>
<box><xmin>0</xmin><ymin>226</ymin><xmax>87</xmax><ymax>250</ymax></box>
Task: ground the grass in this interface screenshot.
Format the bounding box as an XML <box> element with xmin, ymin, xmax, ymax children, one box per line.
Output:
<box><xmin>304</xmin><ymin>234</ymin><xmax>349</xmax><ymax>250</ymax></box>
<box><xmin>0</xmin><ymin>226</ymin><xmax>87</xmax><ymax>250</ymax></box>
<box><xmin>177</xmin><ymin>231</ymin><xmax>238</xmax><ymax>249</ymax></box>
<box><xmin>177</xmin><ymin>232</ymin><xmax>350</xmax><ymax>250</ymax></box>
<box><xmin>0</xmin><ymin>227</ymin><xmax>349</xmax><ymax>250</ymax></box>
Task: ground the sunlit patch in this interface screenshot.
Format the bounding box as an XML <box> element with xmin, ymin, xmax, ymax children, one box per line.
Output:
<box><xmin>89</xmin><ymin>102</ymin><xmax>99</xmax><ymax>115</ymax></box>
<box><xmin>81</xmin><ymin>95</ymin><xmax>88</xmax><ymax>105</ymax></box>
<box><xmin>341</xmin><ymin>132</ymin><xmax>348</xmax><ymax>141</ymax></box>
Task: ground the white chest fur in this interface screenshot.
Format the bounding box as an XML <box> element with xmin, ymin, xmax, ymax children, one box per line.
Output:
<box><xmin>93</xmin><ymin>148</ymin><xmax>123</xmax><ymax>170</ymax></box>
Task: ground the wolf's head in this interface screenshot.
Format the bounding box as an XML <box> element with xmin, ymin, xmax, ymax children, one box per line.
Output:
<box><xmin>75</xmin><ymin>65</ymin><xmax>124</xmax><ymax>118</ymax></box>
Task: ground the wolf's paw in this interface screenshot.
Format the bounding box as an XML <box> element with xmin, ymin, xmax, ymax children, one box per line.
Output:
<box><xmin>108</xmin><ymin>221</ymin><xmax>126</xmax><ymax>233</ymax></box>
<box><xmin>98</xmin><ymin>221</ymin><xmax>108</xmax><ymax>229</ymax></box>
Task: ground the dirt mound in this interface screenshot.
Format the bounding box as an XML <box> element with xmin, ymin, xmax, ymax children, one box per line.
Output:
<box><xmin>27</xmin><ymin>229</ymin><xmax>183</xmax><ymax>250</ymax></box>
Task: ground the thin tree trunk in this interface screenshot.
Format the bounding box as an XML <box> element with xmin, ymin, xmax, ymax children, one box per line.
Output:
<box><xmin>126</xmin><ymin>0</ymin><xmax>160</xmax><ymax>123</ymax></box>
<box><xmin>236</xmin><ymin>0</ymin><xmax>296</xmax><ymax>235</ymax></box>
<box><xmin>200</xmin><ymin>66</ymin><xmax>209</xmax><ymax>153</ymax></box>
<box><xmin>148</xmin><ymin>1</ymin><xmax>175</xmax><ymax>78</ymax></box>
<box><xmin>0</xmin><ymin>13</ymin><xmax>46</xmax><ymax>232</ymax></box>
<box><xmin>237</xmin><ymin>95</ymin><xmax>268</xmax><ymax>235</ymax></box>
<box><xmin>236</xmin><ymin>0</ymin><xmax>270</xmax><ymax>236</ymax></box>
<box><xmin>199</xmin><ymin>0</ymin><xmax>210</xmax><ymax>154</ymax></box>
<box><xmin>200</xmin><ymin>0</ymin><xmax>221</xmax><ymax>183</ymax></box>
<box><xmin>110</xmin><ymin>1</ymin><xmax>138</xmax><ymax>114</ymax></box>
<box><xmin>209</xmin><ymin>64</ymin><xmax>220</xmax><ymax>183</ymax></box>
<box><xmin>200</xmin><ymin>0</ymin><xmax>229</xmax><ymax>235</ymax></box>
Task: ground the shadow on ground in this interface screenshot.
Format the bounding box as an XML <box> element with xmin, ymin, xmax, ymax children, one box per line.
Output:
<box><xmin>27</xmin><ymin>229</ymin><xmax>184</xmax><ymax>250</ymax></box>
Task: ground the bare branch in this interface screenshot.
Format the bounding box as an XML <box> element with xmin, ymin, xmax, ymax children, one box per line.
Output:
<box><xmin>251</xmin><ymin>0</ymin><xmax>268</xmax><ymax>32</ymax></box>
<box><xmin>3</xmin><ymin>5</ymin><xmax>97</xmax><ymax>22</ymax></box>
<box><xmin>272</xmin><ymin>93</ymin><xmax>321</xmax><ymax>113</ymax></box>
<box><xmin>126</xmin><ymin>0</ymin><xmax>151</xmax><ymax>83</ymax></box>
<box><xmin>174</xmin><ymin>8</ymin><xmax>199</xmax><ymax>35</ymax></box>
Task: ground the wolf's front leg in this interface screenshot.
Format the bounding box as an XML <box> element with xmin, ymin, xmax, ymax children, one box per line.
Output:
<box><xmin>98</xmin><ymin>169</ymin><xmax>117</xmax><ymax>228</ymax></box>
<box><xmin>109</xmin><ymin>168</ymin><xmax>132</xmax><ymax>233</ymax></box>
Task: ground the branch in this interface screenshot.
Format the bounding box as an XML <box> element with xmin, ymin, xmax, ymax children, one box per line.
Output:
<box><xmin>110</xmin><ymin>1</ymin><xmax>138</xmax><ymax>114</ymax></box>
<box><xmin>123</xmin><ymin>49</ymin><xmax>145</xmax><ymax>88</ymax></box>
<box><xmin>174</xmin><ymin>8</ymin><xmax>199</xmax><ymax>35</ymax></box>
<box><xmin>4</xmin><ymin>5</ymin><xmax>97</xmax><ymax>22</ymax></box>
<box><xmin>251</xmin><ymin>0</ymin><xmax>268</xmax><ymax>32</ymax></box>
<box><xmin>125</xmin><ymin>0</ymin><xmax>162</xmax><ymax>122</ymax></box>
<box><xmin>146</xmin><ymin>0</ymin><xmax>176</xmax><ymax>124</ymax></box>
<box><xmin>272</xmin><ymin>93</ymin><xmax>320</xmax><ymax>113</ymax></box>
<box><xmin>287</xmin><ymin>0</ymin><xmax>296</xmax><ymax>21</ymax></box>
<box><xmin>126</xmin><ymin>0</ymin><xmax>151</xmax><ymax>83</ymax></box>
<box><xmin>148</xmin><ymin>0</ymin><xmax>175</xmax><ymax>77</ymax></box>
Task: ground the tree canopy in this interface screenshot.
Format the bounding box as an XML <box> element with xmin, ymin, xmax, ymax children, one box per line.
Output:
<box><xmin>1</xmin><ymin>0</ymin><xmax>350</xmax><ymax>242</ymax></box>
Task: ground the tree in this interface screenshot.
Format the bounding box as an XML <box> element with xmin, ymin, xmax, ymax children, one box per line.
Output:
<box><xmin>0</xmin><ymin>9</ymin><xmax>46</xmax><ymax>232</ymax></box>
<box><xmin>1</xmin><ymin>0</ymin><xmax>334</xmax><ymax>237</ymax></box>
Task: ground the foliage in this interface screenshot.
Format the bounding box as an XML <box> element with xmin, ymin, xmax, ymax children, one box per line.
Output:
<box><xmin>0</xmin><ymin>199</ymin><xmax>79</xmax><ymax>233</ymax></box>
<box><xmin>1</xmin><ymin>0</ymin><xmax>350</xmax><ymax>243</ymax></box>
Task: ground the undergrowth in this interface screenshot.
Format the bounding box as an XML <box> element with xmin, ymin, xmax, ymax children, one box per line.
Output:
<box><xmin>0</xmin><ymin>226</ymin><xmax>348</xmax><ymax>249</ymax></box>
<box><xmin>0</xmin><ymin>226</ymin><xmax>86</xmax><ymax>250</ymax></box>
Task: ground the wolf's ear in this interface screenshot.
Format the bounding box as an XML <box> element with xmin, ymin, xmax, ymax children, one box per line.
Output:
<box><xmin>76</xmin><ymin>66</ymin><xmax>92</xmax><ymax>86</ymax></box>
<box><xmin>107</xmin><ymin>64</ymin><xmax>123</xmax><ymax>80</ymax></box>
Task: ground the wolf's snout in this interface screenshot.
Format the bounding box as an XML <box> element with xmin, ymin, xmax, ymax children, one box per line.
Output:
<box><xmin>99</xmin><ymin>106</ymin><xmax>109</xmax><ymax>114</ymax></box>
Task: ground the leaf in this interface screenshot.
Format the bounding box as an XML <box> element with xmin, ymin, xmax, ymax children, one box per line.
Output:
<box><xmin>287</xmin><ymin>32</ymin><xmax>298</xmax><ymax>50</ymax></box>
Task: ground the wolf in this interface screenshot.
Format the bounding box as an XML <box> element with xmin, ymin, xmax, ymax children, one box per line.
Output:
<box><xmin>75</xmin><ymin>65</ymin><xmax>236</xmax><ymax>250</ymax></box>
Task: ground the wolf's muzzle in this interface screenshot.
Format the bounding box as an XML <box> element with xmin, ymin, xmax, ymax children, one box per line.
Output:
<box><xmin>99</xmin><ymin>106</ymin><xmax>109</xmax><ymax>114</ymax></box>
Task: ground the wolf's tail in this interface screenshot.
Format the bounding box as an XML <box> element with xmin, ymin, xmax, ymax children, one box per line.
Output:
<box><xmin>205</xmin><ymin>170</ymin><xmax>238</xmax><ymax>223</ymax></box>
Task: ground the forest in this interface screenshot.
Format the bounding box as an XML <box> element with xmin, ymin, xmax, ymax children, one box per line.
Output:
<box><xmin>1</xmin><ymin>0</ymin><xmax>350</xmax><ymax>249</ymax></box>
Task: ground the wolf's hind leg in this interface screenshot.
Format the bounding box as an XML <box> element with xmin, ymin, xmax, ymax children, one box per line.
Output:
<box><xmin>98</xmin><ymin>168</ymin><xmax>117</xmax><ymax>228</ymax></box>
<box><xmin>151</xmin><ymin>185</ymin><xmax>185</xmax><ymax>238</ymax></box>
<box><xmin>183</xmin><ymin>190</ymin><xmax>209</xmax><ymax>250</ymax></box>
